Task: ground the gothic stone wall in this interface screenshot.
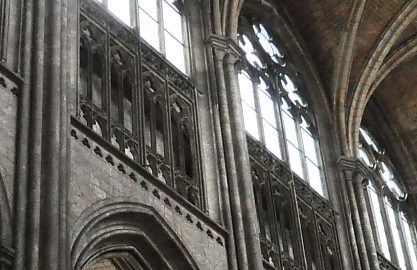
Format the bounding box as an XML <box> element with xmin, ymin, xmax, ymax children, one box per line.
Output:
<box><xmin>68</xmin><ymin>125</ymin><xmax>228</xmax><ymax>270</ymax></box>
<box><xmin>0</xmin><ymin>72</ymin><xmax>17</xmax><ymax>214</ymax></box>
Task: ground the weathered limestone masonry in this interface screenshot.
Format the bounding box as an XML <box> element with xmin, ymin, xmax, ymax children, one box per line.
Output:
<box><xmin>338</xmin><ymin>157</ymin><xmax>380</xmax><ymax>270</ymax></box>
<box><xmin>12</xmin><ymin>0</ymin><xmax>69</xmax><ymax>269</ymax></box>
<box><xmin>1</xmin><ymin>0</ymin><xmax>417</xmax><ymax>269</ymax></box>
<box><xmin>0</xmin><ymin>65</ymin><xmax>19</xmax><ymax>270</ymax></box>
<box><xmin>68</xmin><ymin>121</ymin><xmax>228</xmax><ymax>270</ymax></box>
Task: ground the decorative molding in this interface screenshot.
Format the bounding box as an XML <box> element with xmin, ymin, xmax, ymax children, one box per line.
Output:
<box><xmin>377</xmin><ymin>253</ymin><xmax>400</xmax><ymax>270</ymax></box>
<box><xmin>337</xmin><ymin>155</ymin><xmax>373</xmax><ymax>180</ymax></box>
<box><xmin>247</xmin><ymin>137</ymin><xmax>292</xmax><ymax>183</ymax></box>
<box><xmin>79</xmin><ymin>6</ymin><xmax>204</xmax><ymax>207</ymax></box>
<box><xmin>247</xmin><ymin>136</ymin><xmax>337</xmax><ymax>220</ymax></box>
<box><xmin>80</xmin><ymin>0</ymin><xmax>197</xmax><ymax>101</ymax></box>
<box><xmin>206</xmin><ymin>34</ymin><xmax>245</xmax><ymax>61</ymax></box>
<box><xmin>0</xmin><ymin>63</ymin><xmax>22</xmax><ymax>96</ymax></box>
<box><xmin>71</xmin><ymin>117</ymin><xmax>227</xmax><ymax>246</ymax></box>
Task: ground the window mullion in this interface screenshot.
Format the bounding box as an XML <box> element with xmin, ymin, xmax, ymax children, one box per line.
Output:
<box><xmin>157</xmin><ymin>0</ymin><xmax>165</xmax><ymax>54</ymax></box>
<box><xmin>273</xmin><ymin>81</ymin><xmax>287</xmax><ymax>161</ymax></box>
<box><xmin>316</xmin><ymin>141</ymin><xmax>327</xmax><ymax>195</ymax></box>
<box><xmin>180</xmin><ymin>2</ymin><xmax>189</xmax><ymax>74</ymax></box>
<box><xmin>294</xmin><ymin>117</ymin><xmax>308</xmax><ymax>182</ymax></box>
<box><xmin>129</xmin><ymin>0</ymin><xmax>136</xmax><ymax>28</ymax></box>
<box><xmin>364</xmin><ymin>181</ymin><xmax>381</xmax><ymax>252</ymax></box>
<box><xmin>410</xmin><ymin>222</ymin><xmax>417</xmax><ymax>263</ymax></box>
<box><xmin>134</xmin><ymin>0</ymin><xmax>140</xmax><ymax>34</ymax></box>
<box><xmin>395</xmin><ymin>206</ymin><xmax>412</xmax><ymax>269</ymax></box>
<box><xmin>275</xmin><ymin>81</ymin><xmax>289</xmax><ymax>164</ymax></box>
<box><xmin>253</xmin><ymin>81</ymin><xmax>265</xmax><ymax>144</ymax></box>
<box><xmin>381</xmin><ymin>197</ymin><xmax>399</xmax><ymax>265</ymax></box>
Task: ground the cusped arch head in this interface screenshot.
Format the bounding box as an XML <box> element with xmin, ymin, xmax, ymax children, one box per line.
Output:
<box><xmin>70</xmin><ymin>198</ymin><xmax>199</xmax><ymax>270</ymax></box>
<box><xmin>239</xmin><ymin>0</ymin><xmax>331</xmax><ymax>115</ymax></box>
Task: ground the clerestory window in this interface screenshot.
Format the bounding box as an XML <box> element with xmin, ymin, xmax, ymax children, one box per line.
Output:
<box><xmin>240</xmin><ymin>14</ymin><xmax>341</xmax><ymax>270</ymax></box>
<box><xmin>94</xmin><ymin>0</ymin><xmax>188</xmax><ymax>74</ymax></box>
<box><xmin>238</xmin><ymin>22</ymin><xmax>326</xmax><ymax>196</ymax></box>
<box><xmin>359</xmin><ymin>127</ymin><xmax>417</xmax><ymax>269</ymax></box>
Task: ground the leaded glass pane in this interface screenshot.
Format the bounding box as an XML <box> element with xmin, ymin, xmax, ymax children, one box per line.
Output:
<box><xmin>288</xmin><ymin>142</ymin><xmax>303</xmax><ymax>178</ymax></box>
<box><xmin>302</xmin><ymin>128</ymin><xmax>318</xmax><ymax>165</ymax></box>
<box><xmin>108</xmin><ymin>0</ymin><xmax>132</xmax><ymax>26</ymax></box>
<box><xmin>165</xmin><ymin>32</ymin><xmax>185</xmax><ymax>72</ymax></box>
<box><xmin>401</xmin><ymin>213</ymin><xmax>417</xmax><ymax>269</ymax></box>
<box><xmin>307</xmin><ymin>160</ymin><xmax>322</xmax><ymax>195</ymax></box>
<box><xmin>360</xmin><ymin>128</ymin><xmax>380</xmax><ymax>153</ymax></box>
<box><xmin>239</xmin><ymin>73</ymin><xmax>255</xmax><ymax>107</ymax></box>
<box><xmin>259</xmin><ymin>89</ymin><xmax>276</xmax><ymax>127</ymax></box>
<box><xmin>263</xmin><ymin>120</ymin><xmax>281</xmax><ymax>158</ymax></box>
<box><xmin>238</xmin><ymin>19</ymin><xmax>326</xmax><ymax>197</ymax></box>
<box><xmin>386</xmin><ymin>201</ymin><xmax>406</xmax><ymax>269</ymax></box>
<box><xmin>283</xmin><ymin>111</ymin><xmax>298</xmax><ymax>147</ymax></box>
<box><xmin>242</xmin><ymin>102</ymin><xmax>259</xmax><ymax>140</ymax></box>
<box><xmin>281</xmin><ymin>74</ymin><xmax>296</xmax><ymax>93</ymax></box>
<box><xmin>239</xmin><ymin>35</ymin><xmax>263</xmax><ymax>67</ymax></box>
<box><xmin>162</xmin><ymin>1</ymin><xmax>183</xmax><ymax>42</ymax></box>
<box><xmin>369</xmin><ymin>185</ymin><xmax>390</xmax><ymax>259</ymax></box>
<box><xmin>359</xmin><ymin>148</ymin><xmax>372</xmax><ymax>166</ymax></box>
<box><xmin>139</xmin><ymin>0</ymin><xmax>157</xmax><ymax>19</ymax></box>
<box><xmin>139</xmin><ymin>9</ymin><xmax>160</xmax><ymax>50</ymax></box>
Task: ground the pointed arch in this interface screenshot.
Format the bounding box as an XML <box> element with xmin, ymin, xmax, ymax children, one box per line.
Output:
<box><xmin>212</xmin><ymin>0</ymin><xmax>244</xmax><ymax>37</ymax></box>
<box><xmin>365</xmin><ymin>34</ymin><xmax>417</xmax><ymax>103</ymax></box>
<box><xmin>347</xmin><ymin>0</ymin><xmax>417</xmax><ymax>156</ymax></box>
<box><xmin>70</xmin><ymin>198</ymin><xmax>199</xmax><ymax>270</ymax></box>
<box><xmin>332</xmin><ymin>0</ymin><xmax>367</xmax><ymax>156</ymax></box>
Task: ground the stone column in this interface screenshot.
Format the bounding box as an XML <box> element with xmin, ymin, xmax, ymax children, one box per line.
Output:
<box><xmin>208</xmin><ymin>34</ymin><xmax>248</xmax><ymax>270</ymax></box>
<box><xmin>223</xmin><ymin>42</ymin><xmax>264</xmax><ymax>270</ymax></box>
<box><xmin>338</xmin><ymin>157</ymin><xmax>371</xmax><ymax>270</ymax></box>
<box><xmin>353</xmin><ymin>165</ymin><xmax>380</xmax><ymax>270</ymax></box>
<box><xmin>13</xmin><ymin>0</ymin><xmax>69</xmax><ymax>269</ymax></box>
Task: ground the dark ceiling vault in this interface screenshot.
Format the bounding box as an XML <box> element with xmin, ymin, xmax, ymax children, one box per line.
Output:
<box><xmin>265</xmin><ymin>0</ymin><xmax>417</xmax><ymax>193</ymax></box>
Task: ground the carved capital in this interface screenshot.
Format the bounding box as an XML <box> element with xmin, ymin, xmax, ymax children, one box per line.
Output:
<box><xmin>206</xmin><ymin>34</ymin><xmax>245</xmax><ymax>63</ymax></box>
<box><xmin>337</xmin><ymin>155</ymin><xmax>372</xmax><ymax>182</ymax></box>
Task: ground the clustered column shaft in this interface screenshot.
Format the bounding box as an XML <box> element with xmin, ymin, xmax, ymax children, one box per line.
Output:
<box><xmin>13</xmin><ymin>0</ymin><xmax>69</xmax><ymax>269</ymax></box>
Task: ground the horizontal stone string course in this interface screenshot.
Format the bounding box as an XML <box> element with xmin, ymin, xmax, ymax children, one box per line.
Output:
<box><xmin>70</xmin><ymin>125</ymin><xmax>226</xmax><ymax>247</ymax></box>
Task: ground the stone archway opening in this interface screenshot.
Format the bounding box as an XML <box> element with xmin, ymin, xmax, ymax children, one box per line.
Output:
<box><xmin>71</xmin><ymin>201</ymin><xmax>199</xmax><ymax>270</ymax></box>
<box><xmin>88</xmin><ymin>259</ymin><xmax>118</xmax><ymax>270</ymax></box>
<box><xmin>82</xmin><ymin>247</ymin><xmax>153</xmax><ymax>270</ymax></box>
<box><xmin>86</xmin><ymin>255</ymin><xmax>150</xmax><ymax>270</ymax></box>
